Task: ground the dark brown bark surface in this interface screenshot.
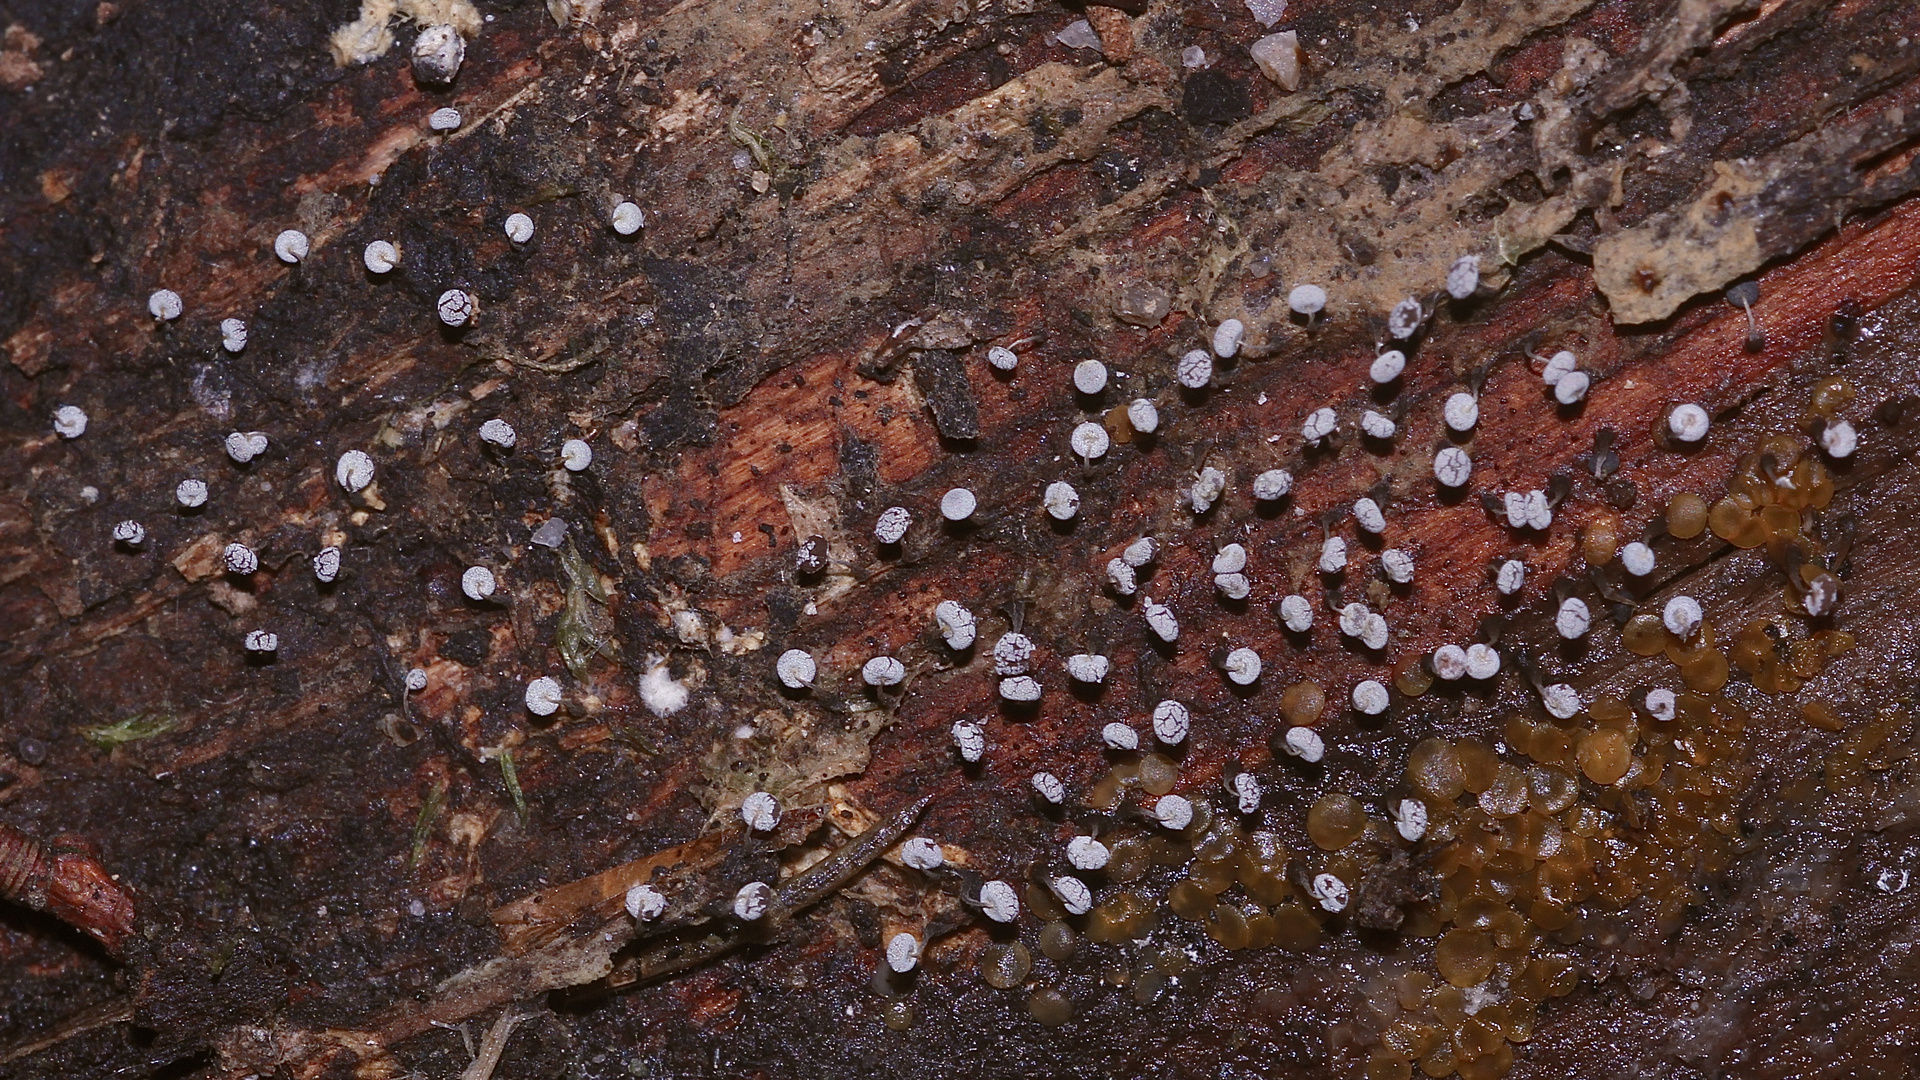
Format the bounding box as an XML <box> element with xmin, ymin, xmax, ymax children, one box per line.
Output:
<box><xmin>4</xmin><ymin>0</ymin><xmax>1920</xmax><ymax>1076</ymax></box>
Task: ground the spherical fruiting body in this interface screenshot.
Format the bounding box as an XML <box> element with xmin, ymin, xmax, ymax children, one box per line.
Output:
<box><xmin>1352</xmin><ymin>679</ymin><xmax>1389</xmax><ymax>715</ymax></box>
<box><xmin>1555</xmin><ymin>597</ymin><xmax>1591</xmax><ymax>639</ymax></box>
<box><xmin>1282</xmin><ymin>725</ymin><xmax>1324</xmax><ymax>762</ymax></box>
<box><xmin>978</xmin><ymin>880</ymin><xmax>1020</xmax><ymax>922</ymax></box>
<box><xmin>1669</xmin><ymin>403</ymin><xmax>1711</xmax><ymax>443</ymax></box>
<box><xmin>478</xmin><ymin>418</ymin><xmax>516</xmax><ymax>449</ymax></box>
<box><xmin>862</xmin><ymin>656</ymin><xmax>906</xmax><ymax>686</ymax></box>
<box><xmin>874</xmin><ymin>506</ymin><xmax>912</xmax><ymax>544</ymax></box>
<box><xmin>225</xmin><ymin>431</ymin><xmax>268</xmax><ymax>464</ymax></box>
<box><xmin>1620</xmin><ymin>542</ymin><xmax>1655</xmax><ymax>576</ymax></box>
<box><xmin>934</xmin><ymin>601</ymin><xmax>977</xmax><ymax>649</ymax></box>
<box><xmin>1821</xmin><ymin>420</ymin><xmax>1857</xmax><ymax>458</ymax></box>
<box><xmin>1392</xmin><ymin>798</ymin><xmax>1428</xmax><ymax>841</ymax></box>
<box><xmin>1279</xmin><ymin>594</ymin><xmax>1313</xmax><ymax>632</ymax></box>
<box><xmin>1310</xmin><ymin>873</ymin><xmax>1350</xmax><ymax>912</ymax></box>
<box><xmin>1072</xmin><ymin>360</ymin><xmax>1108</xmax><ymax>395</ymax></box>
<box><xmin>1319</xmin><ymin>537</ymin><xmax>1348</xmax><ymax>574</ymax></box>
<box><xmin>274</xmin><ymin>229</ymin><xmax>309</xmax><ymax>264</ymax></box>
<box><xmin>1177</xmin><ymin>350</ymin><xmax>1212</xmax><ymax>390</ymax></box>
<box><xmin>952</xmin><ymin>720</ymin><xmax>986</xmax><ymax>762</ymax></box>
<box><xmin>1030</xmin><ymin>772</ymin><xmax>1066</xmax><ymax>804</ymax></box>
<box><xmin>901</xmin><ymin>838</ymin><xmax>944</xmax><ymax>871</ymax></box>
<box><xmin>1044</xmin><ymin>482</ymin><xmax>1080</xmax><ymax>521</ymax></box>
<box><xmin>223</xmin><ymin>543</ymin><xmax>258</xmax><ymax>575</ymax></box>
<box><xmin>1541</xmin><ymin>683</ymin><xmax>1581</xmax><ymax>720</ymax></box>
<box><xmin>1464</xmin><ymin>644</ymin><xmax>1500</xmax><ymax>680</ymax></box>
<box><xmin>1189</xmin><ymin>468</ymin><xmax>1226</xmax><ymax>513</ymax></box>
<box><xmin>886</xmin><ymin>932</ymin><xmax>922</xmax><ymax>973</ymax></box>
<box><xmin>1212</xmin><ymin>319</ymin><xmax>1244</xmax><ymax>358</ymax></box>
<box><xmin>1222</xmin><ymin>647</ymin><xmax>1262</xmax><ymax>685</ymax></box>
<box><xmin>775</xmin><ymin>649</ymin><xmax>816</xmax><ymax>688</ymax></box>
<box><xmin>1154</xmin><ymin>794</ymin><xmax>1194</xmax><ymax>830</ymax></box>
<box><xmin>148</xmin><ymin>289</ymin><xmax>183</xmax><ymax>321</ymax></box>
<box><xmin>461</xmin><ymin>566</ymin><xmax>496</xmax><ymax>600</ymax></box>
<box><xmin>1302</xmin><ymin>407</ymin><xmax>1337</xmax><ymax>443</ymax></box>
<box><xmin>741</xmin><ymin>791</ymin><xmax>781</xmax><ymax>832</ymax></box>
<box><xmin>1152</xmin><ymin>700</ymin><xmax>1190</xmax><ymax>744</ymax></box>
<box><xmin>53</xmin><ymin>405</ymin><xmax>88</xmax><ymax>439</ymax></box>
<box><xmin>335</xmin><ymin>450</ymin><xmax>375</xmax><ymax>492</ymax></box>
<box><xmin>1228</xmin><ymin>772</ymin><xmax>1262</xmax><ymax>814</ymax></box>
<box><xmin>1253</xmin><ymin>469</ymin><xmax>1292</xmax><ymax>500</ymax></box>
<box><xmin>1434</xmin><ymin>446</ymin><xmax>1472</xmax><ymax>487</ymax></box>
<box><xmin>313</xmin><ymin>547</ymin><xmax>342</xmax><ymax>583</ymax></box>
<box><xmin>625</xmin><ymin>884</ymin><xmax>666</xmax><ymax>920</ymax></box>
<box><xmin>999</xmin><ymin>676</ymin><xmax>1042</xmax><ymax>702</ymax></box>
<box><xmin>1446</xmin><ymin>254</ymin><xmax>1480</xmax><ymax>300</ymax></box>
<box><xmin>1381</xmin><ymin>549</ymin><xmax>1414</xmax><ymax>585</ymax></box>
<box><xmin>733</xmin><ymin>881</ymin><xmax>773</xmax><ymax>921</ymax></box>
<box><xmin>1143</xmin><ymin>599</ymin><xmax>1179</xmax><ymax>642</ymax></box>
<box><xmin>1444</xmin><ymin>393</ymin><xmax>1479</xmax><ymax>434</ymax></box>
<box><xmin>1664</xmin><ymin>595</ymin><xmax>1703</xmax><ymax>639</ymax></box>
<box><xmin>1496</xmin><ymin>559</ymin><xmax>1526</xmax><ymax>595</ymax></box>
<box><xmin>940</xmin><ymin>488</ymin><xmax>976</xmax><ymax>521</ymax></box>
<box><xmin>1353</xmin><ymin>497</ymin><xmax>1386</xmax><ymax>533</ymax></box>
<box><xmin>364</xmin><ymin>240</ymin><xmax>399</xmax><ymax>273</ymax></box>
<box><xmin>1065</xmin><ymin>653</ymin><xmax>1110</xmax><ymax>683</ymax></box>
<box><xmin>1071</xmin><ymin>422</ymin><xmax>1110</xmax><ymax>460</ymax></box>
<box><xmin>1387</xmin><ymin>297</ymin><xmax>1424</xmax><ymax>339</ymax></box>
<box><xmin>993</xmin><ymin>633</ymin><xmax>1034</xmax><ymax>675</ymax></box>
<box><xmin>1066</xmin><ymin>836</ymin><xmax>1110</xmax><ymax>871</ymax></box>
<box><xmin>437</xmin><ymin>289</ymin><xmax>475</xmax><ymax>327</ymax></box>
<box><xmin>524</xmin><ymin>676</ymin><xmax>563</xmax><ymax>716</ymax></box>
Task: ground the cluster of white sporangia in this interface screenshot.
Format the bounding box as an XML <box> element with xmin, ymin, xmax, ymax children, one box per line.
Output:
<box><xmin>87</xmin><ymin>111</ymin><xmax>1799</xmax><ymax>993</ymax></box>
<box><xmin>731</xmin><ymin>251</ymin><xmax>1779</xmax><ymax>960</ymax></box>
<box><xmin>74</xmin><ymin>368</ymin><xmax>593</xmax><ymax>663</ymax></box>
<box><xmin>95</xmin><ymin>150</ymin><xmax>650</xmax><ymax>660</ymax></box>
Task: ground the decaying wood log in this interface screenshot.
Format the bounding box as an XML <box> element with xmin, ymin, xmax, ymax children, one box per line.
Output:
<box><xmin>4</xmin><ymin>0</ymin><xmax>1920</xmax><ymax>1076</ymax></box>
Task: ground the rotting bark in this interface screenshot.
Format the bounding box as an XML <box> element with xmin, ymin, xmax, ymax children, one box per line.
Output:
<box><xmin>5</xmin><ymin>0</ymin><xmax>1920</xmax><ymax>1077</ymax></box>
